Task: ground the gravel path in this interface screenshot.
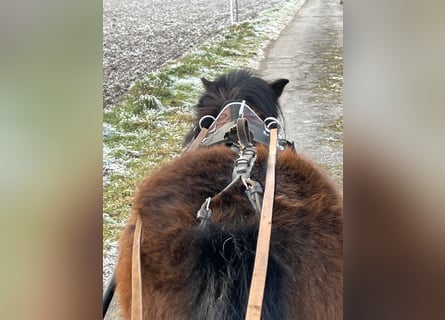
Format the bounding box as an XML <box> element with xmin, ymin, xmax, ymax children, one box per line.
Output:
<box><xmin>259</xmin><ymin>0</ymin><xmax>343</xmax><ymax>184</ymax></box>
<box><xmin>103</xmin><ymin>0</ymin><xmax>284</xmax><ymax>108</ymax></box>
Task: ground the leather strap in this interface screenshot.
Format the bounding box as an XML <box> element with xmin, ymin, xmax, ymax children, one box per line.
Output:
<box><xmin>131</xmin><ymin>216</ymin><xmax>143</xmax><ymax>320</ymax></box>
<box><xmin>186</xmin><ymin>128</ymin><xmax>209</xmax><ymax>152</ymax></box>
<box><xmin>245</xmin><ymin>128</ymin><xmax>278</xmax><ymax>320</ymax></box>
<box><xmin>103</xmin><ymin>271</ymin><xmax>116</xmax><ymax>318</ymax></box>
<box><xmin>236</xmin><ymin>118</ymin><xmax>253</xmax><ymax>149</ymax></box>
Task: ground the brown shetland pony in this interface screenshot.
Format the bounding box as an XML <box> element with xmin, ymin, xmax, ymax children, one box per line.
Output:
<box><xmin>115</xmin><ymin>70</ymin><xmax>343</xmax><ymax>319</ymax></box>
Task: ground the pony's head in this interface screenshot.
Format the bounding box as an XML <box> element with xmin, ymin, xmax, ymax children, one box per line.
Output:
<box><xmin>184</xmin><ymin>70</ymin><xmax>289</xmax><ymax>145</ymax></box>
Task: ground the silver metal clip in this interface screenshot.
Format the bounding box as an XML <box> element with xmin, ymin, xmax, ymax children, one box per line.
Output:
<box><xmin>196</xmin><ymin>197</ymin><xmax>212</xmax><ymax>226</ymax></box>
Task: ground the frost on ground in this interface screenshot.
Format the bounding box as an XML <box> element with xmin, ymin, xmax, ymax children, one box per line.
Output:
<box><xmin>103</xmin><ymin>0</ymin><xmax>285</xmax><ymax>108</ymax></box>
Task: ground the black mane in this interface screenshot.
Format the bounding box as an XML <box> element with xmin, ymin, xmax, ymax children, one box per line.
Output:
<box><xmin>184</xmin><ymin>70</ymin><xmax>289</xmax><ymax>145</ymax></box>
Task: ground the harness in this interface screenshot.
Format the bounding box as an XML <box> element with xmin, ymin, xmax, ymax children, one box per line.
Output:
<box><xmin>188</xmin><ymin>101</ymin><xmax>292</xmax><ymax>151</ymax></box>
<box><xmin>124</xmin><ymin>101</ymin><xmax>294</xmax><ymax>320</ymax></box>
<box><xmin>187</xmin><ymin>101</ymin><xmax>291</xmax><ymax>222</ymax></box>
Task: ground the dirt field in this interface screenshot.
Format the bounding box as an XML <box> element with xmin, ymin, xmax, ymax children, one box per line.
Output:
<box><xmin>103</xmin><ymin>0</ymin><xmax>283</xmax><ymax>107</ymax></box>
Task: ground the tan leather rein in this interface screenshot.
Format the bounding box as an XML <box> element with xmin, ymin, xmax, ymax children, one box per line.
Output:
<box><xmin>131</xmin><ymin>216</ymin><xmax>143</xmax><ymax>320</ymax></box>
<box><xmin>245</xmin><ymin>127</ymin><xmax>278</xmax><ymax>320</ymax></box>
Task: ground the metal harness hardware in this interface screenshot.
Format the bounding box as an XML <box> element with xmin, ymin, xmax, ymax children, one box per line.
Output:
<box><xmin>242</xmin><ymin>177</ymin><xmax>263</xmax><ymax>215</ymax></box>
<box><xmin>233</xmin><ymin>147</ymin><xmax>256</xmax><ymax>180</ymax></box>
<box><xmin>232</xmin><ymin>144</ymin><xmax>263</xmax><ymax>215</ymax></box>
<box><xmin>196</xmin><ymin>197</ymin><xmax>212</xmax><ymax>227</ymax></box>
<box><xmin>195</xmin><ymin>102</ymin><xmax>268</xmax><ymax>224</ymax></box>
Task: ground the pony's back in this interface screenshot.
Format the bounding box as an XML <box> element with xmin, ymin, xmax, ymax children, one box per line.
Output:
<box><xmin>115</xmin><ymin>145</ymin><xmax>342</xmax><ymax>319</ymax></box>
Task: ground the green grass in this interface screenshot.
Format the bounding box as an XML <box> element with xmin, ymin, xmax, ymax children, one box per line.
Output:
<box><xmin>103</xmin><ymin>0</ymin><xmax>310</xmax><ymax>252</ymax></box>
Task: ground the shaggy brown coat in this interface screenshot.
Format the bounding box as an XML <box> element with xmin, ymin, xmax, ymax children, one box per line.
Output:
<box><xmin>116</xmin><ymin>144</ymin><xmax>342</xmax><ymax>319</ymax></box>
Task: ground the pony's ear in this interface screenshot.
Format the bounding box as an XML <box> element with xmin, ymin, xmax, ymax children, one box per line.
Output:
<box><xmin>201</xmin><ymin>78</ymin><xmax>213</xmax><ymax>89</ymax></box>
<box><xmin>269</xmin><ymin>79</ymin><xmax>289</xmax><ymax>97</ymax></box>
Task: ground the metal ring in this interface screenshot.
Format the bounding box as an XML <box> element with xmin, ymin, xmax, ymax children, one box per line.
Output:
<box><xmin>198</xmin><ymin>115</ymin><xmax>216</xmax><ymax>131</ymax></box>
<box><xmin>263</xmin><ymin>117</ymin><xmax>282</xmax><ymax>133</ymax></box>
